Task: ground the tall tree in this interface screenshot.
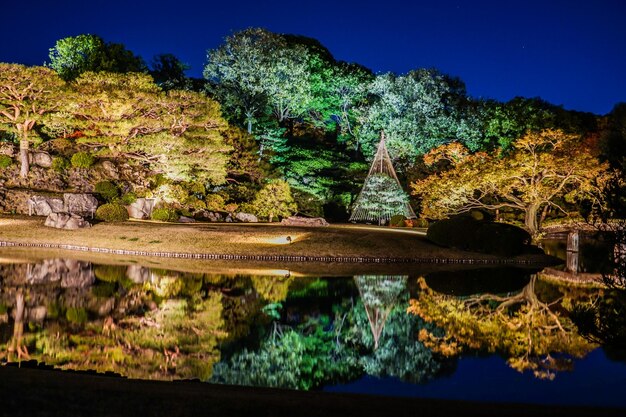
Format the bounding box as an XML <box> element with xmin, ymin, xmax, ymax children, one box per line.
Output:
<box><xmin>356</xmin><ymin>69</ymin><xmax>482</xmax><ymax>167</ymax></box>
<box><xmin>48</xmin><ymin>34</ymin><xmax>146</xmax><ymax>81</ymax></box>
<box><xmin>205</xmin><ymin>28</ymin><xmax>310</xmax><ymax>134</ymax></box>
<box><xmin>64</xmin><ymin>72</ymin><xmax>231</xmax><ymax>184</ymax></box>
<box><xmin>0</xmin><ymin>64</ymin><xmax>65</xmax><ymax>177</ymax></box>
<box><xmin>412</xmin><ymin>130</ymin><xmax>610</xmax><ymax>235</ymax></box>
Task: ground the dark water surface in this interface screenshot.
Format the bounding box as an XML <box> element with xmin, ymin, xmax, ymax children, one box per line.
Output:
<box><xmin>0</xmin><ymin>250</ymin><xmax>624</xmax><ymax>409</ymax></box>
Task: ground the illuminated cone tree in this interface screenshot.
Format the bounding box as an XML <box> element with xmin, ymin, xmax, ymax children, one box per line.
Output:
<box><xmin>349</xmin><ymin>132</ymin><xmax>416</xmax><ymax>223</ymax></box>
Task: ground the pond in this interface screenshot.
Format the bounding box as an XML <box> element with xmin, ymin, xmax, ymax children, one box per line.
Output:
<box><xmin>0</xmin><ymin>250</ymin><xmax>625</xmax><ymax>410</ymax></box>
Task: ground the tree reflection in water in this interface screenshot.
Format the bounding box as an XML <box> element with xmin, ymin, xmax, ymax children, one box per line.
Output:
<box><xmin>409</xmin><ymin>274</ymin><xmax>597</xmax><ymax>379</ymax></box>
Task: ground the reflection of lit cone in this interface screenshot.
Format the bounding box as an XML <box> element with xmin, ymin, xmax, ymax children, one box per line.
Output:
<box><xmin>354</xmin><ymin>275</ymin><xmax>408</xmax><ymax>350</ymax></box>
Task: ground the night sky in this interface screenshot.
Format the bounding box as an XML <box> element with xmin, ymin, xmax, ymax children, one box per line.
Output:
<box><xmin>1</xmin><ymin>0</ymin><xmax>625</xmax><ymax>115</ymax></box>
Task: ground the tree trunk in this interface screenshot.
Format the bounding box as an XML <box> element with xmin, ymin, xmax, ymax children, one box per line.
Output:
<box><xmin>19</xmin><ymin>139</ymin><xmax>29</xmax><ymax>178</ymax></box>
<box><xmin>524</xmin><ymin>203</ymin><xmax>540</xmax><ymax>237</ymax></box>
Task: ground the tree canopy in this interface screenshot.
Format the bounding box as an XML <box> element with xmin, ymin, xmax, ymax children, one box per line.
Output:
<box><xmin>412</xmin><ymin>129</ymin><xmax>610</xmax><ymax>235</ymax></box>
<box><xmin>48</xmin><ymin>34</ymin><xmax>147</xmax><ymax>81</ymax></box>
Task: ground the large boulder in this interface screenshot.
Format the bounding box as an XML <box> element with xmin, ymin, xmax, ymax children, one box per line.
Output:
<box><xmin>235</xmin><ymin>212</ymin><xmax>258</xmax><ymax>223</ymax></box>
<box><xmin>281</xmin><ymin>216</ymin><xmax>329</xmax><ymax>227</ymax></box>
<box><xmin>44</xmin><ymin>212</ymin><xmax>91</xmax><ymax>230</ymax></box>
<box><xmin>30</xmin><ymin>151</ymin><xmax>53</xmax><ymax>168</ymax></box>
<box><xmin>27</xmin><ymin>195</ymin><xmax>64</xmax><ymax>216</ymax></box>
<box><xmin>127</xmin><ymin>198</ymin><xmax>156</xmax><ymax>219</ymax></box>
<box><xmin>427</xmin><ymin>214</ymin><xmax>532</xmax><ymax>257</ymax></box>
<box><xmin>63</xmin><ymin>193</ymin><xmax>98</xmax><ymax>217</ymax></box>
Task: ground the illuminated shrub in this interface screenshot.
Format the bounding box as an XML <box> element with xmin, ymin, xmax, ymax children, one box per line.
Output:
<box><xmin>70</xmin><ymin>151</ymin><xmax>95</xmax><ymax>168</ymax></box>
<box><xmin>151</xmin><ymin>207</ymin><xmax>179</xmax><ymax>222</ymax></box>
<box><xmin>205</xmin><ymin>194</ymin><xmax>225</xmax><ymax>212</ymax></box>
<box><xmin>0</xmin><ymin>155</ymin><xmax>12</xmax><ymax>168</ymax></box>
<box><xmin>121</xmin><ymin>192</ymin><xmax>137</xmax><ymax>205</ymax></box>
<box><xmin>95</xmin><ymin>203</ymin><xmax>129</xmax><ymax>222</ymax></box>
<box><xmin>95</xmin><ymin>181</ymin><xmax>120</xmax><ymax>202</ymax></box>
<box><xmin>51</xmin><ymin>156</ymin><xmax>69</xmax><ymax>172</ymax></box>
<box><xmin>389</xmin><ymin>215</ymin><xmax>407</xmax><ymax>227</ymax></box>
<box><xmin>184</xmin><ymin>196</ymin><xmax>206</xmax><ymax>211</ymax></box>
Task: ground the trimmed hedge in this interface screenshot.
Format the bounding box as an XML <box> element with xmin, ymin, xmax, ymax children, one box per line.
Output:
<box><xmin>71</xmin><ymin>152</ymin><xmax>95</xmax><ymax>169</ymax></box>
<box><xmin>427</xmin><ymin>214</ymin><xmax>532</xmax><ymax>257</ymax></box>
<box><xmin>0</xmin><ymin>155</ymin><xmax>12</xmax><ymax>168</ymax></box>
<box><xmin>95</xmin><ymin>203</ymin><xmax>129</xmax><ymax>222</ymax></box>
<box><xmin>151</xmin><ymin>207</ymin><xmax>179</xmax><ymax>222</ymax></box>
<box><xmin>51</xmin><ymin>156</ymin><xmax>69</xmax><ymax>172</ymax></box>
<box><xmin>95</xmin><ymin>181</ymin><xmax>120</xmax><ymax>202</ymax></box>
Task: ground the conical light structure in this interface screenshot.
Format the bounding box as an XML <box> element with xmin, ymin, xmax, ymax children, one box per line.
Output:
<box><xmin>349</xmin><ymin>132</ymin><xmax>416</xmax><ymax>222</ymax></box>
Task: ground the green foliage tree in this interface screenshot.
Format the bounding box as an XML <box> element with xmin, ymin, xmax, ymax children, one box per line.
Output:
<box><xmin>356</xmin><ymin>69</ymin><xmax>482</xmax><ymax>167</ymax></box>
<box><xmin>205</xmin><ymin>28</ymin><xmax>310</xmax><ymax>134</ymax></box>
<box><xmin>412</xmin><ymin>130</ymin><xmax>610</xmax><ymax>235</ymax></box>
<box><xmin>63</xmin><ymin>72</ymin><xmax>231</xmax><ymax>184</ymax></box>
<box><xmin>48</xmin><ymin>34</ymin><xmax>147</xmax><ymax>81</ymax></box>
<box><xmin>0</xmin><ymin>64</ymin><xmax>65</xmax><ymax>178</ymax></box>
<box><xmin>251</xmin><ymin>179</ymin><xmax>297</xmax><ymax>222</ymax></box>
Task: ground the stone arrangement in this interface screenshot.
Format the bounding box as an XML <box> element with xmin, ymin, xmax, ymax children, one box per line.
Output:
<box><xmin>281</xmin><ymin>216</ymin><xmax>329</xmax><ymax>227</ymax></box>
<box><xmin>44</xmin><ymin>212</ymin><xmax>91</xmax><ymax>230</ymax></box>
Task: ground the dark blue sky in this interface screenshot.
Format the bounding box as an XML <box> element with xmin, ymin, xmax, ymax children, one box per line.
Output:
<box><xmin>2</xmin><ymin>0</ymin><xmax>625</xmax><ymax>115</ymax></box>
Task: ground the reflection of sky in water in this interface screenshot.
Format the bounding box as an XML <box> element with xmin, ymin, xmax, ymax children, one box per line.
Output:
<box><xmin>326</xmin><ymin>349</ymin><xmax>626</xmax><ymax>408</ymax></box>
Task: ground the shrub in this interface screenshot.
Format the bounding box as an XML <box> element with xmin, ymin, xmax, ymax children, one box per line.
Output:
<box><xmin>205</xmin><ymin>194</ymin><xmax>225</xmax><ymax>212</ymax></box>
<box><xmin>427</xmin><ymin>214</ymin><xmax>531</xmax><ymax>256</ymax></box>
<box><xmin>189</xmin><ymin>182</ymin><xmax>206</xmax><ymax>196</ymax></box>
<box><xmin>389</xmin><ymin>215</ymin><xmax>407</xmax><ymax>227</ymax></box>
<box><xmin>66</xmin><ymin>307</ymin><xmax>88</xmax><ymax>324</ymax></box>
<box><xmin>151</xmin><ymin>207</ymin><xmax>179</xmax><ymax>222</ymax></box>
<box><xmin>71</xmin><ymin>151</ymin><xmax>95</xmax><ymax>169</ymax></box>
<box><xmin>121</xmin><ymin>192</ymin><xmax>137</xmax><ymax>205</ymax></box>
<box><xmin>95</xmin><ymin>203</ymin><xmax>129</xmax><ymax>222</ymax></box>
<box><xmin>51</xmin><ymin>156</ymin><xmax>69</xmax><ymax>172</ymax></box>
<box><xmin>95</xmin><ymin>181</ymin><xmax>120</xmax><ymax>202</ymax></box>
<box><xmin>0</xmin><ymin>155</ymin><xmax>12</xmax><ymax>168</ymax></box>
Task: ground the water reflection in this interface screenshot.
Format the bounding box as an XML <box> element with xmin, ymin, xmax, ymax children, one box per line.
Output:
<box><xmin>0</xmin><ymin>256</ymin><xmax>615</xmax><ymax>392</ymax></box>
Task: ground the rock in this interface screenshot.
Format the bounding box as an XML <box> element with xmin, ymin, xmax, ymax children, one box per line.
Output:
<box><xmin>30</xmin><ymin>151</ymin><xmax>53</xmax><ymax>168</ymax></box>
<box><xmin>127</xmin><ymin>197</ymin><xmax>156</xmax><ymax>219</ymax></box>
<box><xmin>63</xmin><ymin>193</ymin><xmax>98</xmax><ymax>217</ymax></box>
<box><xmin>27</xmin><ymin>195</ymin><xmax>64</xmax><ymax>216</ymax></box>
<box><xmin>178</xmin><ymin>215</ymin><xmax>196</xmax><ymax>223</ymax></box>
<box><xmin>100</xmin><ymin>160</ymin><xmax>119</xmax><ymax>179</ymax></box>
<box><xmin>0</xmin><ymin>142</ymin><xmax>15</xmax><ymax>157</ymax></box>
<box><xmin>225</xmin><ymin>215</ymin><xmax>233</xmax><ymax>223</ymax></box>
<box><xmin>44</xmin><ymin>212</ymin><xmax>91</xmax><ymax>230</ymax></box>
<box><xmin>281</xmin><ymin>216</ymin><xmax>329</xmax><ymax>227</ymax></box>
<box><xmin>235</xmin><ymin>212</ymin><xmax>258</xmax><ymax>223</ymax></box>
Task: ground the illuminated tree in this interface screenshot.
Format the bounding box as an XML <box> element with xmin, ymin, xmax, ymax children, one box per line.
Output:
<box><xmin>204</xmin><ymin>28</ymin><xmax>311</xmax><ymax>134</ymax></box>
<box><xmin>0</xmin><ymin>64</ymin><xmax>65</xmax><ymax>177</ymax></box>
<box><xmin>48</xmin><ymin>34</ymin><xmax>147</xmax><ymax>81</ymax></box>
<box><xmin>409</xmin><ymin>276</ymin><xmax>596</xmax><ymax>380</ymax></box>
<box><xmin>251</xmin><ymin>179</ymin><xmax>297</xmax><ymax>222</ymax></box>
<box><xmin>356</xmin><ymin>69</ymin><xmax>482</xmax><ymax>166</ymax></box>
<box><xmin>65</xmin><ymin>72</ymin><xmax>231</xmax><ymax>183</ymax></box>
<box><xmin>412</xmin><ymin>129</ymin><xmax>610</xmax><ymax>235</ymax></box>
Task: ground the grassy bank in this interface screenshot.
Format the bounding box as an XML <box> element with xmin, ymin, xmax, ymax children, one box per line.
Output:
<box><xmin>0</xmin><ymin>215</ymin><xmax>556</xmax><ymax>269</ymax></box>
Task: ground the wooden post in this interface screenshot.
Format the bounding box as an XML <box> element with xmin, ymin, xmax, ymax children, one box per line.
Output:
<box><xmin>566</xmin><ymin>231</ymin><xmax>579</xmax><ymax>273</ymax></box>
